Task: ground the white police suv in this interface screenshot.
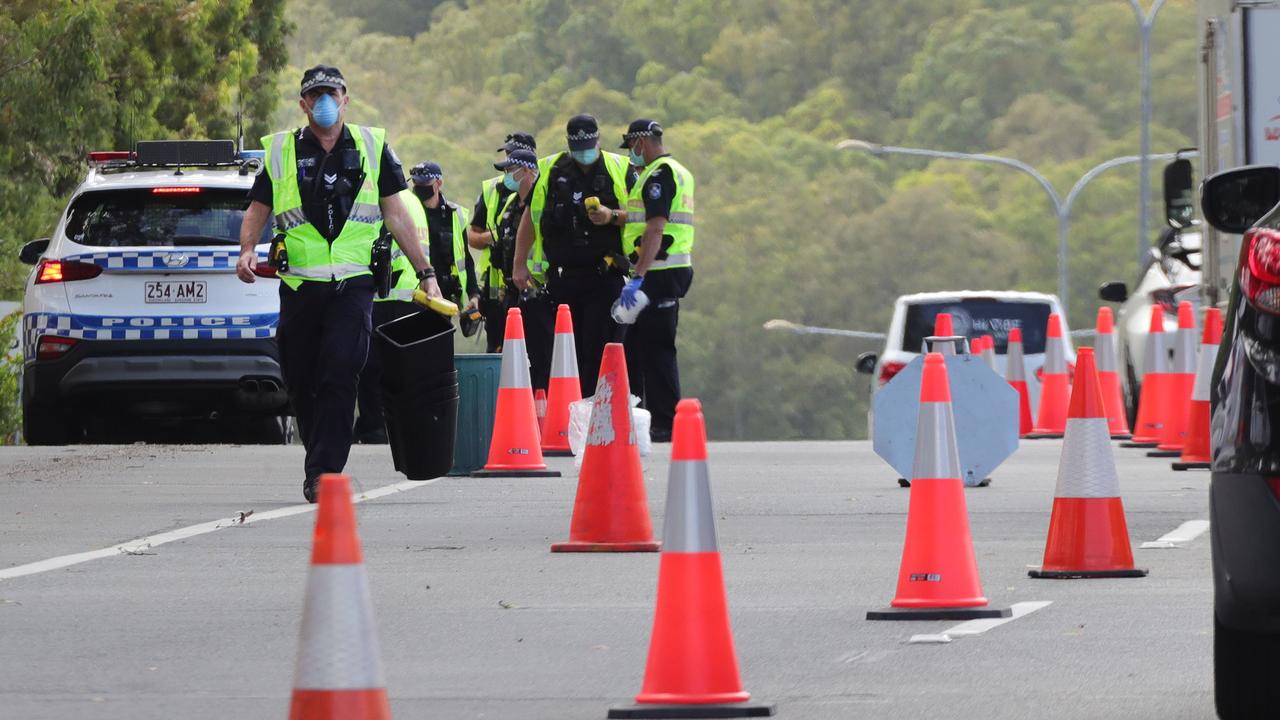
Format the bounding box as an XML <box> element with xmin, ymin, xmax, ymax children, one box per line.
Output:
<box><xmin>18</xmin><ymin>140</ymin><xmax>285</xmax><ymax>444</ymax></box>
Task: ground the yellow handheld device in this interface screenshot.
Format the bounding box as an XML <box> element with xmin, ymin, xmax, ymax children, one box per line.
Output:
<box><xmin>412</xmin><ymin>289</ymin><xmax>459</xmax><ymax>317</ymax></box>
<box><xmin>584</xmin><ymin>196</ymin><xmax>601</xmax><ymax>212</ymax></box>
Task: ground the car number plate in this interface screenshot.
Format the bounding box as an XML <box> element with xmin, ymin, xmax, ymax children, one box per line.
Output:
<box><xmin>144</xmin><ymin>281</ymin><xmax>207</xmax><ymax>304</ymax></box>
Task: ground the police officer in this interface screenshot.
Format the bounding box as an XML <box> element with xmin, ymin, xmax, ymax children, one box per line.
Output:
<box><xmin>237</xmin><ymin>65</ymin><xmax>442</xmax><ymax>502</ymax></box>
<box><xmin>410</xmin><ymin>161</ymin><xmax>479</xmax><ymax>310</ymax></box>
<box><xmin>513</xmin><ymin>114</ymin><xmax>632</xmax><ymax>395</ymax></box>
<box><xmin>617</xmin><ymin>119</ymin><xmax>695</xmax><ymax>442</ymax></box>
<box><xmin>467</xmin><ymin>132</ymin><xmax>536</xmax><ymax>352</ymax></box>
<box><xmin>491</xmin><ymin>148</ymin><xmax>555</xmax><ymax>390</ymax></box>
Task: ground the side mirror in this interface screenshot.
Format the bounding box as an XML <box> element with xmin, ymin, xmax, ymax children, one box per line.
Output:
<box><xmin>1098</xmin><ymin>281</ymin><xmax>1128</xmax><ymax>303</ymax></box>
<box><xmin>855</xmin><ymin>351</ymin><xmax>878</xmax><ymax>375</ymax></box>
<box><xmin>19</xmin><ymin>238</ymin><xmax>50</xmax><ymax>265</ymax></box>
<box><xmin>1163</xmin><ymin>157</ymin><xmax>1195</xmax><ymax>229</ymax></box>
<box><xmin>1200</xmin><ymin>165</ymin><xmax>1280</xmax><ymax>234</ymax></box>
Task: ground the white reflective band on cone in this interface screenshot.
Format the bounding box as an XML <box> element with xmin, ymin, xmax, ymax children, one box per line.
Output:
<box><xmin>550</xmin><ymin>332</ymin><xmax>578</xmax><ymax>378</ymax></box>
<box><xmin>662</xmin><ymin>460</ymin><xmax>719</xmax><ymax>552</ymax></box>
<box><xmin>294</xmin><ymin>565</ymin><xmax>387</xmax><ymax>690</ymax></box>
<box><xmin>1006</xmin><ymin>340</ymin><xmax>1027</xmax><ymax>382</ymax></box>
<box><xmin>1173</xmin><ymin>328</ymin><xmax>1199</xmax><ymax>374</ymax></box>
<box><xmin>500</xmin><ymin>338</ymin><xmax>532</xmax><ymax>389</ymax></box>
<box><xmin>1053</xmin><ymin>418</ymin><xmax>1121</xmax><ymax>498</ymax></box>
<box><xmin>1043</xmin><ymin>332</ymin><xmax>1066</xmax><ymax>373</ymax></box>
<box><xmin>1144</xmin><ymin>330</ymin><xmax>1169</xmax><ymax>374</ymax></box>
<box><xmin>1191</xmin><ymin>342</ymin><xmax>1218</xmax><ymax>402</ymax></box>
<box><xmin>1095</xmin><ymin>332</ymin><xmax>1118</xmax><ymax>373</ymax></box>
<box><xmin>912</xmin><ymin>401</ymin><xmax>962</xmax><ymax>480</ymax></box>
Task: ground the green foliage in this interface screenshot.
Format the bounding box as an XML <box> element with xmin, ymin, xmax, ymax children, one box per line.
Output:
<box><xmin>2</xmin><ymin>0</ymin><xmax>1204</xmax><ymax>441</ymax></box>
<box><xmin>0</xmin><ymin>312</ymin><xmax>21</xmax><ymax>444</ymax></box>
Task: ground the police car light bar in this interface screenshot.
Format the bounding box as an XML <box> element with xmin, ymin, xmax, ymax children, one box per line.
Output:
<box><xmin>87</xmin><ymin>151</ymin><xmax>132</xmax><ymax>163</ymax></box>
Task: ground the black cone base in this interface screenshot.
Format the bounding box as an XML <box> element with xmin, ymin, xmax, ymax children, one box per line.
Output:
<box><xmin>470</xmin><ymin>468</ymin><xmax>562</xmax><ymax>477</ymax></box>
<box><xmin>608</xmin><ymin>701</ymin><xmax>776</xmax><ymax>718</ymax></box>
<box><xmin>1023</xmin><ymin>432</ymin><xmax>1064</xmax><ymax>439</ymax></box>
<box><xmin>1146</xmin><ymin>449</ymin><xmax>1180</xmax><ymax>458</ymax></box>
<box><xmin>1029</xmin><ymin>568</ymin><xmax>1148</xmax><ymax>579</ymax></box>
<box><xmin>1120</xmin><ymin>440</ymin><xmax>1158</xmax><ymax>448</ymax></box>
<box><xmin>1171</xmin><ymin>461</ymin><xmax>1210</xmax><ymax>471</ymax></box>
<box><xmin>542</xmin><ymin>449</ymin><xmax>574</xmax><ymax>457</ymax></box>
<box><xmin>866</xmin><ymin>606</ymin><xmax>1011</xmax><ymax>621</ymax></box>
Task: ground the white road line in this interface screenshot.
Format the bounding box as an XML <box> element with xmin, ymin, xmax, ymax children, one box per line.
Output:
<box><xmin>1140</xmin><ymin>519</ymin><xmax>1210</xmax><ymax>549</ymax></box>
<box><xmin>0</xmin><ymin>479</ymin><xmax>437</xmax><ymax>582</ymax></box>
<box><xmin>908</xmin><ymin>601</ymin><xmax>1052</xmax><ymax>644</ymax></box>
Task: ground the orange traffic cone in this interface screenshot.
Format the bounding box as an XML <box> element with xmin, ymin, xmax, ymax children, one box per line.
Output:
<box><xmin>1095</xmin><ymin>307</ymin><xmax>1132</xmax><ymax>439</ymax></box>
<box><xmin>534</xmin><ymin>389</ymin><xmax>548</xmax><ymax>432</ymax></box>
<box><xmin>472</xmin><ymin>307</ymin><xmax>561</xmax><ymax>477</ymax></box>
<box><xmin>1122</xmin><ymin>306</ymin><xmax>1169</xmax><ymax>448</ymax></box>
<box><xmin>608</xmin><ymin>400</ymin><xmax>775</xmax><ymax>719</ymax></box>
<box><xmin>541</xmin><ymin>304</ymin><xmax>581</xmax><ymax>457</ymax></box>
<box><xmin>551</xmin><ymin>343</ymin><xmax>659</xmax><ymax>552</ymax></box>
<box><xmin>930</xmin><ymin>313</ymin><xmax>957</xmax><ymax>354</ymax></box>
<box><xmin>867</xmin><ymin>353</ymin><xmax>1010</xmax><ymax>620</ymax></box>
<box><xmin>1151</xmin><ymin>301</ymin><xmax>1198</xmax><ymax>457</ymax></box>
<box><xmin>1006</xmin><ymin>327</ymin><xmax>1034</xmax><ymax>437</ymax></box>
<box><xmin>1173</xmin><ymin>308</ymin><xmax>1222</xmax><ymax>471</ymax></box>
<box><xmin>978</xmin><ymin>334</ymin><xmax>997</xmax><ymax>371</ymax></box>
<box><xmin>288</xmin><ymin>475</ymin><xmax>391</xmax><ymax>720</ymax></box>
<box><xmin>1028</xmin><ymin>313</ymin><xmax>1071</xmax><ymax>438</ymax></box>
<box><xmin>1029</xmin><ymin>348</ymin><xmax>1147</xmax><ymax>579</ymax></box>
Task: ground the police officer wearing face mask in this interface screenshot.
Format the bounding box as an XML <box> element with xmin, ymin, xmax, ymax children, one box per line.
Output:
<box><xmin>492</xmin><ymin>148</ymin><xmax>555</xmax><ymax>391</ymax></box>
<box><xmin>237</xmin><ymin>64</ymin><xmax>443</xmax><ymax>502</ymax></box>
<box><xmin>408</xmin><ymin>161</ymin><xmax>478</xmax><ymax>312</ymax></box>
<box><xmin>513</xmin><ymin>114</ymin><xmax>634</xmax><ymax>396</ymax></box>
<box><xmin>467</xmin><ymin>132</ymin><xmax>536</xmax><ymax>352</ymax></box>
<box><xmin>617</xmin><ymin>119</ymin><xmax>695</xmax><ymax>443</ymax></box>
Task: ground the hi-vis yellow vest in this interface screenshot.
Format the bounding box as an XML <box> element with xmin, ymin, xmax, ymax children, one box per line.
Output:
<box><xmin>382</xmin><ymin>193</ymin><xmax>470</xmax><ymax>302</ymax></box>
<box><xmin>622</xmin><ymin>156</ymin><xmax>695</xmax><ymax>271</ymax></box>
<box><xmin>262</xmin><ymin>124</ymin><xmax>386</xmax><ymax>290</ymax></box>
<box><xmin>529</xmin><ymin>150</ymin><xmax>631</xmax><ymax>263</ymax></box>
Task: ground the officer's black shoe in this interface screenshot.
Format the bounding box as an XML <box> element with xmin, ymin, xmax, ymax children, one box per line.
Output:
<box><xmin>303</xmin><ymin>476</ymin><xmax>320</xmax><ymax>504</ymax></box>
<box><xmin>650</xmin><ymin>427</ymin><xmax>673</xmax><ymax>443</ymax></box>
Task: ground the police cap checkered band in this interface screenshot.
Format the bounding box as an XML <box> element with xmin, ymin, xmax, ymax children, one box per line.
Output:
<box><xmin>494</xmin><ymin>148</ymin><xmax>538</xmax><ymax>171</ymax></box>
<box><xmin>498</xmin><ymin>132</ymin><xmax>536</xmax><ymax>153</ymax></box>
<box><xmin>410</xmin><ymin>161</ymin><xmax>443</xmax><ymax>182</ymax></box>
<box><xmin>299</xmin><ymin>65</ymin><xmax>346</xmax><ymax>96</ymax></box>
<box><xmin>620</xmin><ymin>118</ymin><xmax>663</xmax><ymax>147</ymax></box>
<box><xmin>566</xmin><ymin>114</ymin><xmax>600</xmax><ymax>150</ymax></box>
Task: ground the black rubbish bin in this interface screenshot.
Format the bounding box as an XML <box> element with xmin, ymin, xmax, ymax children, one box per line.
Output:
<box><xmin>374</xmin><ymin>309</ymin><xmax>458</xmax><ymax>480</ymax></box>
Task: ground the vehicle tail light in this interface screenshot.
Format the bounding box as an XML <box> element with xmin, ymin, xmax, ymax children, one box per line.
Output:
<box><xmin>35</xmin><ymin>335</ymin><xmax>78</xmax><ymax>361</ymax></box>
<box><xmin>35</xmin><ymin>259</ymin><xmax>102</xmax><ymax>284</ymax></box>
<box><xmin>878</xmin><ymin>361</ymin><xmax>906</xmax><ymax>385</ymax></box>
<box><xmin>1242</xmin><ymin>228</ymin><xmax>1280</xmax><ymax>314</ymax></box>
<box><xmin>252</xmin><ymin>263</ymin><xmax>278</xmax><ymax>279</ymax></box>
<box><xmin>151</xmin><ymin>187</ymin><xmax>202</xmax><ymax>194</ymax></box>
<box><xmin>1268</xmin><ymin>477</ymin><xmax>1280</xmax><ymax>500</ymax></box>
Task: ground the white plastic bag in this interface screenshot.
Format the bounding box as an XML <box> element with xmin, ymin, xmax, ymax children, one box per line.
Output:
<box><xmin>567</xmin><ymin>393</ymin><xmax>651</xmax><ymax>468</ymax></box>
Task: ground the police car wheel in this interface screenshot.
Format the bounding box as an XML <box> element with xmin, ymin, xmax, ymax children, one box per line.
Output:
<box><xmin>22</xmin><ymin>402</ymin><xmax>76</xmax><ymax>446</ymax></box>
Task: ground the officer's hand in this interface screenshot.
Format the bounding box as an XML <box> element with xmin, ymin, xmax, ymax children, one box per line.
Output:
<box><xmin>419</xmin><ymin>276</ymin><xmax>443</xmax><ymax>300</ymax></box>
<box><xmin>512</xmin><ymin>265</ymin><xmax>531</xmax><ymax>291</ymax></box>
<box><xmin>466</xmin><ymin>295</ymin><xmax>480</xmax><ymax>313</ymax></box>
<box><xmin>587</xmin><ymin>205</ymin><xmax>613</xmax><ymax>225</ymax></box>
<box><xmin>236</xmin><ymin>250</ymin><xmax>257</xmax><ymax>284</ymax></box>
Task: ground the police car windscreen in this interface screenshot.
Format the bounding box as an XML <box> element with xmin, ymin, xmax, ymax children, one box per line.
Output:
<box><xmin>64</xmin><ymin>188</ymin><xmax>268</xmax><ymax>247</ymax></box>
<box><xmin>902</xmin><ymin>300</ymin><xmax>1051</xmax><ymax>354</ymax></box>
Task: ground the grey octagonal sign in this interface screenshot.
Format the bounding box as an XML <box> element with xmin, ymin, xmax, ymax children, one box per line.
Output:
<box><xmin>873</xmin><ymin>354</ymin><xmax>1019</xmax><ymax>487</ymax></box>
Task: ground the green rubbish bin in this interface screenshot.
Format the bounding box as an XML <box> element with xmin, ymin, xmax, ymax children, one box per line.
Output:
<box><xmin>450</xmin><ymin>353</ymin><xmax>501</xmax><ymax>475</ymax></box>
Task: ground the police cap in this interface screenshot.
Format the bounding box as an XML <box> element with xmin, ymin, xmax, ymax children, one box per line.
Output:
<box><xmin>498</xmin><ymin>132</ymin><xmax>537</xmax><ymax>153</ymax></box>
<box><xmin>300</xmin><ymin>65</ymin><xmax>346</xmax><ymax>96</ymax></box>
<box><xmin>566</xmin><ymin>114</ymin><xmax>600</xmax><ymax>151</ymax></box>
<box><xmin>620</xmin><ymin>119</ymin><xmax>663</xmax><ymax>148</ymax></box>
<box><xmin>494</xmin><ymin>149</ymin><xmax>538</xmax><ymax>172</ymax></box>
<box><xmin>410</xmin><ymin>161</ymin><xmax>443</xmax><ymax>183</ymax></box>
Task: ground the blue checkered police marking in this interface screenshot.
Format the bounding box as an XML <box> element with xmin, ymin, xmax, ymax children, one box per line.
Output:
<box><xmin>23</xmin><ymin>312</ymin><xmax>278</xmax><ymax>358</ymax></box>
<box><xmin>62</xmin><ymin>250</ymin><xmax>268</xmax><ymax>272</ymax></box>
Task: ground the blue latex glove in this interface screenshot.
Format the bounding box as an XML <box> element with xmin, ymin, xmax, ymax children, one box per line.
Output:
<box><xmin>620</xmin><ymin>276</ymin><xmax>644</xmax><ymax>309</ymax></box>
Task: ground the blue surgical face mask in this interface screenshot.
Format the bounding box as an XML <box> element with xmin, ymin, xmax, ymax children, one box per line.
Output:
<box><xmin>628</xmin><ymin>147</ymin><xmax>644</xmax><ymax>167</ymax></box>
<box><xmin>571</xmin><ymin>147</ymin><xmax>600</xmax><ymax>165</ymax></box>
<box><xmin>503</xmin><ymin>172</ymin><xmax>520</xmax><ymax>191</ymax></box>
<box><xmin>310</xmin><ymin>93</ymin><xmax>339</xmax><ymax>128</ymax></box>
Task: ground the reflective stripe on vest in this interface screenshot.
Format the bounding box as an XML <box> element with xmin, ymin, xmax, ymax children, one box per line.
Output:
<box><xmin>623</xmin><ymin>156</ymin><xmax>695</xmax><ymax>272</ymax></box>
<box><xmin>263</xmin><ymin>124</ymin><xmax>386</xmax><ymax>288</ymax></box>
<box><xmin>377</xmin><ymin>188</ymin><xmax>430</xmax><ymax>303</ymax></box>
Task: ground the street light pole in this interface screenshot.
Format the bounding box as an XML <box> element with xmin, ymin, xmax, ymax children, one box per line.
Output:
<box><xmin>1129</xmin><ymin>0</ymin><xmax>1168</xmax><ymax>274</ymax></box>
<box><xmin>837</xmin><ymin>140</ymin><xmax>1192</xmax><ymax>310</ymax></box>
